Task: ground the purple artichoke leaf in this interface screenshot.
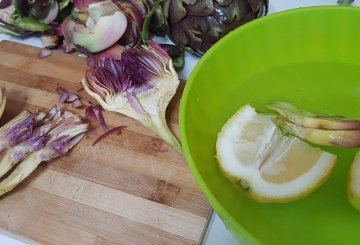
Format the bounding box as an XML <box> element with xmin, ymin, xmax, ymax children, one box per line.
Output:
<box><xmin>66</xmin><ymin>132</ymin><xmax>86</xmax><ymax>149</ymax></box>
<box><xmin>129</xmin><ymin>82</ymin><xmax>154</xmax><ymax>94</ymax></box>
<box><xmin>72</xmin><ymin>99</ymin><xmax>83</xmax><ymax>108</ymax></box>
<box><xmin>10</xmin><ymin>135</ymin><xmax>49</xmax><ymax>163</ymax></box>
<box><xmin>91</xmin><ymin>125</ymin><xmax>126</xmax><ymax>146</ymax></box>
<box><xmin>122</xmin><ymin>42</ymin><xmax>172</xmax><ymax>84</ymax></box>
<box><xmin>0</xmin><ymin>0</ymin><xmax>11</xmax><ymax>9</ymax></box>
<box><xmin>117</xmin><ymin>1</ymin><xmax>144</xmax><ymax>47</ymax></box>
<box><xmin>49</xmin><ymin>135</ymin><xmax>70</xmax><ymax>155</ymax></box>
<box><xmin>147</xmin><ymin>40</ymin><xmax>170</xmax><ymax>59</ymax></box>
<box><xmin>56</xmin><ymin>87</ymin><xmax>79</xmax><ymax>102</ymax></box>
<box><xmin>5</xmin><ymin>113</ymin><xmax>36</xmax><ymax>146</ymax></box>
<box><xmin>49</xmin><ymin>125</ymin><xmax>87</xmax><ymax>155</ymax></box>
<box><xmin>34</xmin><ymin>116</ymin><xmax>65</xmax><ymax>137</ymax></box>
<box><xmin>46</xmin><ymin>103</ymin><xmax>61</xmax><ymax>121</ymax></box>
<box><xmin>85</xmin><ymin>104</ymin><xmax>109</xmax><ymax>131</ymax></box>
<box><xmin>126</xmin><ymin>91</ymin><xmax>148</xmax><ymax>116</ymax></box>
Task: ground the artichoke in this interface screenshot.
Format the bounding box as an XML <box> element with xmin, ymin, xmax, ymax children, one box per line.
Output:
<box><xmin>151</xmin><ymin>0</ymin><xmax>268</xmax><ymax>55</ymax></box>
<box><xmin>338</xmin><ymin>0</ymin><xmax>354</xmax><ymax>5</ymax></box>
<box><xmin>0</xmin><ymin>0</ymin><xmax>69</xmax><ymax>34</ymax></box>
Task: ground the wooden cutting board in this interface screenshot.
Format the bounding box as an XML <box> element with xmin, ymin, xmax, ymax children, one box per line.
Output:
<box><xmin>0</xmin><ymin>40</ymin><xmax>212</xmax><ymax>245</ymax></box>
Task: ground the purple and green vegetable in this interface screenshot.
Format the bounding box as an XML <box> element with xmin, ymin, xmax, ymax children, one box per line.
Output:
<box><xmin>0</xmin><ymin>0</ymin><xmax>269</xmax><ymax>63</ymax></box>
<box><xmin>267</xmin><ymin>101</ymin><xmax>360</xmax><ymax>148</ymax></box>
<box><xmin>82</xmin><ymin>40</ymin><xmax>183</xmax><ymax>154</ymax></box>
<box><xmin>0</xmin><ymin>87</ymin><xmax>89</xmax><ymax>197</ymax></box>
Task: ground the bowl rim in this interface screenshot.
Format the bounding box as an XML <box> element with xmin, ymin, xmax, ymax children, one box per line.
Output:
<box><xmin>179</xmin><ymin>5</ymin><xmax>360</xmax><ymax>244</ymax></box>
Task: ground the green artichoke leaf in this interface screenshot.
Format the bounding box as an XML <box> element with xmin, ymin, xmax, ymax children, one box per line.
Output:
<box><xmin>214</xmin><ymin>0</ymin><xmax>232</xmax><ymax>7</ymax></box>
<box><xmin>169</xmin><ymin>0</ymin><xmax>197</xmax><ymax>23</ymax></box>
<box><xmin>182</xmin><ymin>15</ymin><xmax>209</xmax><ymax>48</ymax></box>
<box><xmin>149</xmin><ymin>2</ymin><xmax>168</xmax><ymax>34</ymax></box>
<box><xmin>141</xmin><ymin>4</ymin><xmax>156</xmax><ymax>42</ymax></box>
<box><xmin>59</xmin><ymin>0</ymin><xmax>71</xmax><ymax>10</ymax></box>
<box><xmin>337</xmin><ymin>0</ymin><xmax>354</xmax><ymax>5</ymax></box>
<box><xmin>184</xmin><ymin>0</ymin><xmax>214</xmax><ymax>16</ymax></box>
<box><xmin>12</xmin><ymin>15</ymin><xmax>52</xmax><ymax>32</ymax></box>
<box><xmin>0</xmin><ymin>23</ymin><xmax>25</xmax><ymax>36</ymax></box>
<box><xmin>165</xmin><ymin>0</ymin><xmax>268</xmax><ymax>55</ymax></box>
<box><xmin>29</xmin><ymin>0</ymin><xmax>52</xmax><ymax>20</ymax></box>
<box><xmin>11</xmin><ymin>0</ymin><xmax>29</xmax><ymax>16</ymax></box>
<box><xmin>159</xmin><ymin>44</ymin><xmax>185</xmax><ymax>70</ymax></box>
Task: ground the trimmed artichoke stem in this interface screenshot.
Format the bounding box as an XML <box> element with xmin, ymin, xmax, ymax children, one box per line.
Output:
<box><xmin>0</xmin><ymin>150</ymin><xmax>42</xmax><ymax>196</ymax></box>
<box><xmin>140</xmin><ymin>113</ymin><xmax>183</xmax><ymax>156</ymax></box>
<box><xmin>0</xmin><ymin>149</ymin><xmax>14</xmax><ymax>178</ymax></box>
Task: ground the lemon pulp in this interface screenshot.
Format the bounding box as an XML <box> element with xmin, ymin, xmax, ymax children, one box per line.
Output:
<box><xmin>216</xmin><ymin>104</ymin><xmax>337</xmax><ymax>203</ymax></box>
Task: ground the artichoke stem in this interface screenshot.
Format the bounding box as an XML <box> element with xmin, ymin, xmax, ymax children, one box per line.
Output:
<box><xmin>0</xmin><ymin>151</ymin><xmax>41</xmax><ymax>196</ymax></box>
<box><xmin>141</xmin><ymin>113</ymin><xmax>183</xmax><ymax>156</ymax></box>
<box><xmin>0</xmin><ymin>149</ymin><xmax>15</xmax><ymax>179</ymax></box>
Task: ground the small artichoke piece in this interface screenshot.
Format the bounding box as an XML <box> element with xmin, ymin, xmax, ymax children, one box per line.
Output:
<box><xmin>0</xmin><ymin>112</ymin><xmax>88</xmax><ymax>197</ymax></box>
<box><xmin>273</xmin><ymin>117</ymin><xmax>360</xmax><ymax>148</ymax></box>
<box><xmin>267</xmin><ymin>101</ymin><xmax>360</xmax><ymax>130</ymax></box>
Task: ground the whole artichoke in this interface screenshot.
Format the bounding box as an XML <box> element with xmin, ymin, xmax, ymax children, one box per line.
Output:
<box><xmin>152</xmin><ymin>0</ymin><xmax>268</xmax><ymax>55</ymax></box>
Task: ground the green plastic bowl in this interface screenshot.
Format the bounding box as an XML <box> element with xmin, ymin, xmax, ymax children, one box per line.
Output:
<box><xmin>180</xmin><ymin>6</ymin><xmax>360</xmax><ymax>245</ymax></box>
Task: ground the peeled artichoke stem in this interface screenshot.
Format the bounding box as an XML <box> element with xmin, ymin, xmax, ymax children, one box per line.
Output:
<box><xmin>0</xmin><ymin>149</ymin><xmax>14</xmax><ymax>178</ymax></box>
<box><xmin>0</xmin><ymin>86</ymin><xmax>5</xmax><ymax>118</ymax></box>
<box><xmin>0</xmin><ymin>150</ymin><xmax>43</xmax><ymax>196</ymax></box>
<box><xmin>140</xmin><ymin>112</ymin><xmax>183</xmax><ymax>155</ymax></box>
<box><xmin>274</xmin><ymin>117</ymin><xmax>360</xmax><ymax>148</ymax></box>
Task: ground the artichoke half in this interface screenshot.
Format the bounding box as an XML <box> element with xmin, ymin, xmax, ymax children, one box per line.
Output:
<box><xmin>152</xmin><ymin>0</ymin><xmax>268</xmax><ymax>55</ymax></box>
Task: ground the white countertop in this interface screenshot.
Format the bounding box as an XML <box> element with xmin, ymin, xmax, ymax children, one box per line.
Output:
<box><xmin>1</xmin><ymin>1</ymin><xmax>359</xmax><ymax>244</ymax></box>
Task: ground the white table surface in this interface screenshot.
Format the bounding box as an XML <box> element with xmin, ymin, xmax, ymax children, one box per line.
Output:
<box><xmin>1</xmin><ymin>1</ymin><xmax>359</xmax><ymax>244</ymax></box>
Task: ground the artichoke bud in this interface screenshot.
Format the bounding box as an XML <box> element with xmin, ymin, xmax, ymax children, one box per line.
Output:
<box><xmin>62</xmin><ymin>1</ymin><xmax>128</xmax><ymax>52</ymax></box>
<box><xmin>157</xmin><ymin>0</ymin><xmax>268</xmax><ymax>55</ymax></box>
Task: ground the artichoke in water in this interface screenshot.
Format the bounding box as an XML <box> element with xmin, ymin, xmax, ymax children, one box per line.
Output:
<box><xmin>152</xmin><ymin>0</ymin><xmax>268</xmax><ymax>55</ymax></box>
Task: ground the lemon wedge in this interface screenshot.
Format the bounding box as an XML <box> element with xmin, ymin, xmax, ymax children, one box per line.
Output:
<box><xmin>348</xmin><ymin>151</ymin><xmax>360</xmax><ymax>211</ymax></box>
<box><xmin>216</xmin><ymin>104</ymin><xmax>337</xmax><ymax>203</ymax></box>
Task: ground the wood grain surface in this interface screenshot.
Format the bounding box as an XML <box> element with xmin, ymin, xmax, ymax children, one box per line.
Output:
<box><xmin>0</xmin><ymin>40</ymin><xmax>212</xmax><ymax>245</ymax></box>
